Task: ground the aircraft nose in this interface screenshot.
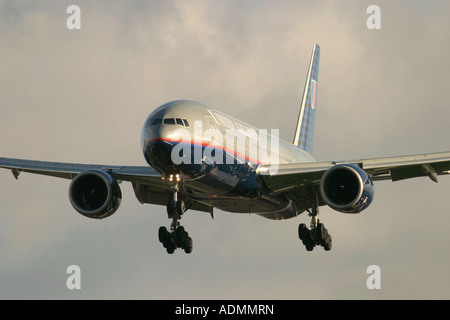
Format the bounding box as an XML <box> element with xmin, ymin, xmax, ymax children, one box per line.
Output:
<box><xmin>143</xmin><ymin>134</ymin><xmax>174</xmax><ymax>173</ymax></box>
<box><xmin>142</xmin><ymin>121</ymin><xmax>188</xmax><ymax>174</ymax></box>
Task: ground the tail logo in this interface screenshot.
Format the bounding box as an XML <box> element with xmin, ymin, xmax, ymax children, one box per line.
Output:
<box><xmin>311</xmin><ymin>79</ymin><xmax>317</xmax><ymax>110</ymax></box>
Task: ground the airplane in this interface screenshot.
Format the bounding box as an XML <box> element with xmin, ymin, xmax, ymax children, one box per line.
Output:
<box><xmin>2</xmin><ymin>44</ymin><xmax>450</xmax><ymax>254</ymax></box>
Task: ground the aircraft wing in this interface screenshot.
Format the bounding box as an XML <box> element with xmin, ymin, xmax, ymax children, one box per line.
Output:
<box><xmin>0</xmin><ymin>157</ymin><xmax>160</xmax><ymax>182</ymax></box>
<box><xmin>256</xmin><ymin>151</ymin><xmax>450</xmax><ymax>194</ymax></box>
<box><xmin>0</xmin><ymin>157</ymin><xmax>214</xmax><ymax>214</ymax></box>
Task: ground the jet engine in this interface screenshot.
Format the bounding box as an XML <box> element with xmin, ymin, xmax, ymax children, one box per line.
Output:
<box><xmin>69</xmin><ymin>170</ymin><xmax>122</xmax><ymax>219</ymax></box>
<box><xmin>320</xmin><ymin>164</ymin><xmax>374</xmax><ymax>214</ymax></box>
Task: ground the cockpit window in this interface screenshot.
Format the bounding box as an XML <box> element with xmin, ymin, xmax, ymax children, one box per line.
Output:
<box><xmin>163</xmin><ymin>118</ymin><xmax>176</xmax><ymax>125</ymax></box>
<box><xmin>151</xmin><ymin>118</ymin><xmax>162</xmax><ymax>125</ymax></box>
<box><xmin>152</xmin><ymin>117</ymin><xmax>188</xmax><ymax>126</ymax></box>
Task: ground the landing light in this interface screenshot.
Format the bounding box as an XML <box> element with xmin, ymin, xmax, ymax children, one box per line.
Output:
<box><xmin>168</xmin><ymin>174</ymin><xmax>181</xmax><ymax>182</ymax></box>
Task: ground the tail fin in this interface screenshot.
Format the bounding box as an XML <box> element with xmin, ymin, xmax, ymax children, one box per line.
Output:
<box><xmin>292</xmin><ymin>44</ymin><xmax>320</xmax><ymax>154</ymax></box>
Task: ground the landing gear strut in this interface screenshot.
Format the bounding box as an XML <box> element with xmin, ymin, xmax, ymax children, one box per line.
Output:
<box><xmin>158</xmin><ymin>173</ymin><xmax>193</xmax><ymax>254</ymax></box>
<box><xmin>298</xmin><ymin>189</ymin><xmax>332</xmax><ymax>251</ymax></box>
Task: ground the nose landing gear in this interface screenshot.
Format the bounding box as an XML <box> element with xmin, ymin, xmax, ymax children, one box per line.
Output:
<box><xmin>158</xmin><ymin>173</ymin><xmax>193</xmax><ymax>254</ymax></box>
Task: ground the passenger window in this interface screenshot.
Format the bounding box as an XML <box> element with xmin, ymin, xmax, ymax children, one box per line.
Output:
<box><xmin>176</xmin><ymin>118</ymin><xmax>184</xmax><ymax>126</ymax></box>
<box><xmin>183</xmin><ymin>119</ymin><xmax>189</xmax><ymax>127</ymax></box>
<box><xmin>151</xmin><ymin>118</ymin><xmax>162</xmax><ymax>125</ymax></box>
<box><xmin>163</xmin><ymin>118</ymin><xmax>176</xmax><ymax>125</ymax></box>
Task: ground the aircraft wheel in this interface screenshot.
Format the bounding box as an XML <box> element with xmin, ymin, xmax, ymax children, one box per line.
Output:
<box><xmin>175</xmin><ymin>226</ymin><xmax>188</xmax><ymax>245</ymax></box>
<box><xmin>158</xmin><ymin>226</ymin><xmax>169</xmax><ymax>243</ymax></box>
<box><xmin>316</xmin><ymin>223</ymin><xmax>325</xmax><ymax>241</ymax></box>
<box><xmin>166</xmin><ymin>243</ymin><xmax>175</xmax><ymax>254</ymax></box>
<box><xmin>184</xmin><ymin>237</ymin><xmax>193</xmax><ymax>254</ymax></box>
<box><xmin>298</xmin><ymin>223</ymin><xmax>308</xmax><ymax>240</ymax></box>
<box><xmin>324</xmin><ymin>234</ymin><xmax>332</xmax><ymax>251</ymax></box>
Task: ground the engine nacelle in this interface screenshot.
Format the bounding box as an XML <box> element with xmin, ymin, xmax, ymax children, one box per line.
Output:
<box><xmin>320</xmin><ymin>164</ymin><xmax>374</xmax><ymax>214</ymax></box>
<box><xmin>69</xmin><ymin>170</ymin><xmax>122</xmax><ymax>219</ymax></box>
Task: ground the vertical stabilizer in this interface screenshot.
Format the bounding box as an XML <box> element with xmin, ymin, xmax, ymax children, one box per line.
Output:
<box><xmin>292</xmin><ymin>44</ymin><xmax>320</xmax><ymax>154</ymax></box>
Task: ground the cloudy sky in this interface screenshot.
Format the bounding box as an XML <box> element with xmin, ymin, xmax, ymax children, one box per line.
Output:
<box><xmin>1</xmin><ymin>0</ymin><xmax>450</xmax><ymax>299</ymax></box>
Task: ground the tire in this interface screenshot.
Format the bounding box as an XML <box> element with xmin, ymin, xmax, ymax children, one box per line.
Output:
<box><xmin>166</xmin><ymin>244</ymin><xmax>175</xmax><ymax>254</ymax></box>
<box><xmin>158</xmin><ymin>226</ymin><xmax>169</xmax><ymax>243</ymax></box>
<box><xmin>175</xmin><ymin>226</ymin><xmax>187</xmax><ymax>245</ymax></box>
<box><xmin>184</xmin><ymin>237</ymin><xmax>193</xmax><ymax>254</ymax></box>
<box><xmin>298</xmin><ymin>223</ymin><xmax>308</xmax><ymax>240</ymax></box>
<box><xmin>320</xmin><ymin>228</ymin><xmax>329</xmax><ymax>246</ymax></box>
<box><xmin>324</xmin><ymin>235</ymin><xmax>332</xmax><ymax>251</ymax></box>
<box><xmin>316</xmin><ymin>223</ymin><xmax>325</xmax><ymax>241</ymax></box>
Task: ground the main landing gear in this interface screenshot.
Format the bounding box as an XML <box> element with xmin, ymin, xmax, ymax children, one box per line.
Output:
<box><xmin>158</xmin><ymin>173</ymin><xmax>193</xmax><ymax>254</ymax></box>
<box><xmin>298</xmin><ymin>189</ymin><xmax>332</xmax><ymax>251</ymax></box>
